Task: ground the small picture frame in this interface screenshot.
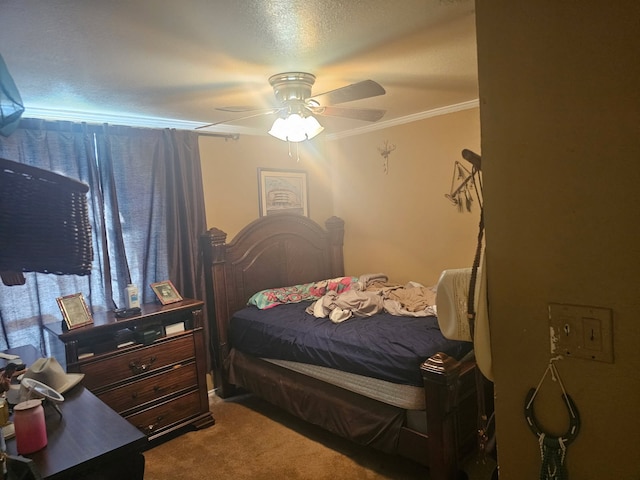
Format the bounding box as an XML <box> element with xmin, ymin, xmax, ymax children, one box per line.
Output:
<box><xmin>258</xmin><ymin>168</ymin><xmax>308</xmax><ymax>217</ymax></box>
<box><xmin>57</xmin><ymin>293</ymin><xmax>93</xmax><ymax>330</ymax></box>
<box><xmin>151</xmin><ymin>280</ymin><xmax>183</xmax><ymax>305</ymax></box>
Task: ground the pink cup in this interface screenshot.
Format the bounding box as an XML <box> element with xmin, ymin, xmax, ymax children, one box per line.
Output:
<box><xmin>14</xmin><ymin>399</ymin><xmax>47</xmax><ymax>454</ymax></box>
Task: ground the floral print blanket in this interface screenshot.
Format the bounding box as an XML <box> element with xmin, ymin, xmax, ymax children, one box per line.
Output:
<box><xmin>247</xmin><ymin>276</ymin><xmax>358</xmax><ymax>309</ymax></box>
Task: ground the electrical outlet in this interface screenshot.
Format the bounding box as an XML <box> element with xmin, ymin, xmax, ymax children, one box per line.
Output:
<box><xmin>549</xmin><ymin>303</ymin><xmax>614</xmax><ymax>363</ymax></box>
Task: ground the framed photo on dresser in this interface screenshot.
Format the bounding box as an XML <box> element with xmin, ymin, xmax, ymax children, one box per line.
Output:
<box><xmin>151</xmin><ymin>280</ymin><xmax>183</xmax><ymax>305</ymax></box>
<box><xmin>57</xmin><ymin>293</ymin><xmax>93</xmax><ymax>330</ymax></box>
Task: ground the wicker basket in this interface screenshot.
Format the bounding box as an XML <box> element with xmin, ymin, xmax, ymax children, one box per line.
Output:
<box><xmin>0</xmin><ymin>157</ymin><xmax>93</xmax><ymax>279</ymax></box>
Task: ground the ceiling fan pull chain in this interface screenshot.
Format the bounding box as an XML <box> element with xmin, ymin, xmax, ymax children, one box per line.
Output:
<box><xmin>285</xmin><ymin>141</ymin><xmax>301</xmax><ymax>162</ymax></box>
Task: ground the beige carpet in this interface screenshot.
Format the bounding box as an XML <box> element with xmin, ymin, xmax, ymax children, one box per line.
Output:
<box><xmin>143</xmin><ymin>393</ymin><xmax>496</xmax><ymax>479</ymax></box>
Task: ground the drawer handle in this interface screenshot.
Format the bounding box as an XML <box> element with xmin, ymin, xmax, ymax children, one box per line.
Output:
<box><xmin>129</xmin><ymin>356</ymin><xmax>156</xmax><ymax>374</ymax></box>
<box><xmin>141</xmin><ymin>415</ymin><xmax>164</xmax><ymax>435</ymax></box>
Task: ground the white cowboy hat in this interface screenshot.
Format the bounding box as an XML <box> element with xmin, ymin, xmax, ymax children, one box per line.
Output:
<box><xmin>22</xmin><ymin>357</ymin><xmax>84</xmax><ymax>394</ymax></box>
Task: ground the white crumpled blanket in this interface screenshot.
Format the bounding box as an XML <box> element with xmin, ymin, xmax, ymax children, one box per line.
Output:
<box><xmin>306</xmin><ymin>273</ymin><xmax>438</xmax><ymax>323</ymax></box>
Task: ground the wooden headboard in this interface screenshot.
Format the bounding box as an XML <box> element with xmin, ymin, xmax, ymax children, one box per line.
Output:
<box><xmin>200</xmin><ymin>214</ymin><xmax>345</xmax><ymax>375</ymax></box>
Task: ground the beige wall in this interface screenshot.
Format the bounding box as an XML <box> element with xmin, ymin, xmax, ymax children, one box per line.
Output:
<box><xmin>199</xmin><ymin>134</ymin><xmax>334</xmax><ymax>238</ymax></box>
<box><xmin>199</xmin><ymin>108</ymin><xmax>481</xmax><ymax>287</ymax></box>
<box><xmin>477</xmin><ymin>1</ymin><xmax>640</xmax><ymax>478</ymax></box>
<box><xmin>327</xmin><ymin>108</ymin><xmax>482</xmax><ymax>286</ymax></box>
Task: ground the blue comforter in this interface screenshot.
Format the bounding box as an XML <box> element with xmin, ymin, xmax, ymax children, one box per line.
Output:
<box><xmin>229</xmin><ymin>302</ymin><xmax>472</xmax><ymax>387</ymax></box>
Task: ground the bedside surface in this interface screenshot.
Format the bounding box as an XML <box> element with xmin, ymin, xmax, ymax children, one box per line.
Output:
<box><xmin>43</xmin><ymin>298</ymin><xmax>204</xmax><ymax>341</ymax></box>
<box><xmin>4</xmin><ymin>345</ymin><xmax>147</xmax><ymax>479</ymax></box>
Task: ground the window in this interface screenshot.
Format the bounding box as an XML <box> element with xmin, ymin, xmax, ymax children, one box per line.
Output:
<box><xmin>0</xmin><ymin>120</ymin><xmax>205</xmax><ymax>354</ymax></box>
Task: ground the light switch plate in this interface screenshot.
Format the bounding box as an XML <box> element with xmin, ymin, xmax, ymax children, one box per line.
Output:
<box><xmin>548</xmin><ymin>303</ymin><xmax>614</xmax><ymax>363</ymax></box>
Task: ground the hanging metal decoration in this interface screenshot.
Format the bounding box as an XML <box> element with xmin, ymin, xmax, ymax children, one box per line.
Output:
<box><xmin>524</xmin><ymin>358</ymin><xmax>581</xmax><ymax>480</ymax></box>
<box><xmin>377</xmin><ymin>140</ymin><xmax>396</xmax><ymax>174</ymax></box>
<box><xmin>445</xmin><ymin>149</ymin><xmax>481</xmax><ymax>212</ymax></box>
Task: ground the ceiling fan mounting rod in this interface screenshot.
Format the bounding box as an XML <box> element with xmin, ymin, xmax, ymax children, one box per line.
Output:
<box><xmin>269</xmin><ymin>72</ymin><xmax>316</xmax><ymax>105</ymax></box>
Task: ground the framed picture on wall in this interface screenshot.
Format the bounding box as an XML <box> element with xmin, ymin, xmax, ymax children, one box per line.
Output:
<box><xmin>257</xmin><ymin>168</ymin><xmax>308</xmax><ymax>217</ymax></box>
<box><xmin>57</xmin><ymin>293</ymin><xmax>93</xmax><ymax>330</ymax></box>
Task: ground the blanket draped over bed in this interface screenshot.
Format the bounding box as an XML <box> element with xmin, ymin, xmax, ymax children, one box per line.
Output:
<box><xmin>201</xmin><ymin>214</ymin><xmax>493</xmax><ymax>480</ymax></box>
<box><xmin>305</xmin><ymin>273</ymin><xmax>439</xmax><ymax>321</ymax></box>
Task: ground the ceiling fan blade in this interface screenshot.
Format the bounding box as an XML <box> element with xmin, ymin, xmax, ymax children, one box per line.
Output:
<box><xmin>309</xmin><ymin>105</ymin><xmax>386</xmax><ymax>122</ymax></box>
<box><xmin>216</xmin><ymin>106</ymin><xmax>264</xmax><ymax>113</ymax></box>
<box><xmin>308</xmin><ymin>80</ymin><xmax>385</xmax><ymax>106</ymax></box>
<box><xmin>196</xmin><ymin>108</ymin><xmax>283</xmax><ymax>129</ymax></box>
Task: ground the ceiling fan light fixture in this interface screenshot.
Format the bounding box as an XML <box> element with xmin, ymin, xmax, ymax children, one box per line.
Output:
<box><xmin>268</xmin><ymin>113</ymin><xmax>324</xmax><ymax>142</ymax></box>
<box><xmin>201</xmin><ymin>72</ymin><xmax>385</xmax><ymax>135</ymax></box>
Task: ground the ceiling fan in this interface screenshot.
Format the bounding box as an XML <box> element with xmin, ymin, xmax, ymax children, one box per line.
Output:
<box><xmin>197</xmin><ymin>72</ymin><xmax>386</xmax><ymax>142</ymax></box>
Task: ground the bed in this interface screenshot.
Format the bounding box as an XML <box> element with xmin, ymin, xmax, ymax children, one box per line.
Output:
<box><xmin>201</xmin><ymin>214</ymin><xmax>491</xmax><ymax>480</ymax></box>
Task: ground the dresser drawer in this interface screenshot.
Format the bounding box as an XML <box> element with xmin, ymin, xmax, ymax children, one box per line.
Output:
<box><xmin>80</xmin><ymin>334</ymin><xmax>195</xmax><ymax>390</ymax></box>
<box><xmin>97</xmin><ymin>362</ymin><xmax>198</xmax><ymax>414</ymax></box>
<box><xmin>126</xmin><ymin>389</ymin><xmax>203</xmax><ymax>437</ymax></box>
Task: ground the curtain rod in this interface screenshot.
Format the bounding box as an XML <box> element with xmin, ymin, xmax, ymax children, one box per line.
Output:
<box><xmin>196</xmin><ymin>132</ymin><xmax>240</xmax><ymax>140</ymax></box>
<box><xmin>16</xmin><ymin>118</ymin><xmax>239</xmax><ymax>140</ymax></box>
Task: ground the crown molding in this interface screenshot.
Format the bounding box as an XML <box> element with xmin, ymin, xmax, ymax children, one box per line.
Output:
<box><xmin>25</xmin><ymin>106</ymin><xmax>202</xmax><ymax>129</ymax></box>
<box><xmin>23</xmin><ymin>99</ymin><xmax>479</xmax><ymax>139</ymax></box>
<box><xmin>22</xmin><ymin>106</ymin><xmax>261</xmax><ymax>136</ymax></box>
<box><xmin>325</xmin><ymin>99</ymin><xmax>479</xmax><ymax>141</ymax></box>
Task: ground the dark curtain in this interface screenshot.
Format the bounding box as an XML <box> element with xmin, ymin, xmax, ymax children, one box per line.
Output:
<box><xmin>162</xmin><ymin>129</ymin><xmax>207</xmax><ymax>301</ymax></box>
<box><xmin>0</xmin><ymin>119</ymin><xmax>206</xmax><ymax>355</ymax></box>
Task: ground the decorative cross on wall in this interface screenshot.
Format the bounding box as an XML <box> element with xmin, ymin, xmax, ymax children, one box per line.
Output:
<box><xmin>377</xmin><ymin>140</ymin><xmax>396</xmax><ymax>174</ymax></box>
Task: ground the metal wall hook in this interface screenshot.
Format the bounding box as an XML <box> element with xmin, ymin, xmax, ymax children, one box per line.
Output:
<box><xmin>524</xmin><ymin>357</ymin><xmax>581</xmax><ymax>480</ymax></box>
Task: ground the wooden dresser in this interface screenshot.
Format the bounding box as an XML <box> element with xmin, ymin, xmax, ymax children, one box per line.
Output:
<box><xmin>44</xmin><ymin>298</ymin><xmax>214</xmax><ymax>440</ymax></box>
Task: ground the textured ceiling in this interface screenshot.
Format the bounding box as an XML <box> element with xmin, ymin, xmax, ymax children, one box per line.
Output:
<box><xmin>0</xmin><ymin>0</ymin><xmax>478</xmax><ymax>137</ymax></box>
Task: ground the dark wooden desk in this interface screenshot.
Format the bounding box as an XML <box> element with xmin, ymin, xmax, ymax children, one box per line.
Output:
<box><xmin>3</xmin><ymin>345</ymin><xmax>147</xmax><ymax>480</ymax></box>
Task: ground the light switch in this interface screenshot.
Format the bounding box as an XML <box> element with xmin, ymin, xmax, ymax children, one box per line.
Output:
<box><xmin>582</xmin><ymin>317</ymin><xmax>602</xmax><ymax>351</ymax></box>
<box><xmin>548</xmin><ymin>303</ymin><xmax>614</xmax><ymax>363</ymax></box>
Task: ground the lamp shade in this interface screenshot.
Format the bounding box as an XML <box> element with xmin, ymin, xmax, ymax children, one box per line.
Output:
<box><xmin>268</xmin><ymin>114</ymin><xmax>324</xmax><ymax>142</ymax></box>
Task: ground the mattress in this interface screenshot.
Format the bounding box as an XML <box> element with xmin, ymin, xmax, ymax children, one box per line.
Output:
<box><xmin>263</xmin><ymin>358</ymin><xmax>426</xmax><ymax>410</ymax></box>
<box><xmin>229</xmin><ymin>302</ymin><xmax>473</xmax><ymax>387</ymax></box>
